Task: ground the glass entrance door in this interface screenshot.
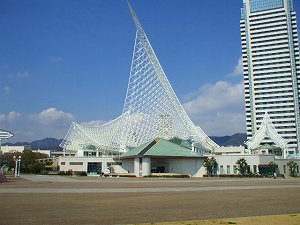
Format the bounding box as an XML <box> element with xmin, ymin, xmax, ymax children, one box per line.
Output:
<box><xmin>87</xmin><ymin>162</ymin><xmax>102</xmax><ymax>175</ymax></box>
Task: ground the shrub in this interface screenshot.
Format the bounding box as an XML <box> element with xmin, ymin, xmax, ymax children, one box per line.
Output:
<box><xmin>219</xmin><ymin>174</ymin><xmax>262</xmax><ymax>178</ymax></box>
<box><xmin>66</xmin><ymin>170</ymin><xmax>73</xmax><ymax>176</ymax></box>
<box><xmin>78</xmin><ymin>171</ymin><xmax>87</xmax><ymax>176</ymax></box>
<box><xmin>144</xmin><ymin>174</ymin><xmax>190</xmax><ymax>178</ymax></box>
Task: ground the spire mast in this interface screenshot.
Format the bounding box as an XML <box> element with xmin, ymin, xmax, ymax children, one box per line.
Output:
<box><xmin>127</xmin><ymin>0</ymin><xmax>143</xmax><ymax>31</ymax></box>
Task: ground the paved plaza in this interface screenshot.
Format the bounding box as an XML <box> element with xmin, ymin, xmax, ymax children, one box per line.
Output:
<box><xmin>0</xmin><ymin>175</ymin><xmax>300</xmax><ymax>225</ymax></box>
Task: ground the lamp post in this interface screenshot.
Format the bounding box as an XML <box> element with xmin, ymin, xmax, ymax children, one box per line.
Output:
<box><xmin>17</xmin><ymin>156</ymin><xmax>21</xmax><ymax>177</ymax></box>
<box><xmin>13</xmin><ymin>156</ymin><xmax>17</xmax><ymax>177</ymax></box>
<box><xmin>13</xmin><ymin>155</ymin><xmax>21</xmax><ymax>177</ymax></box>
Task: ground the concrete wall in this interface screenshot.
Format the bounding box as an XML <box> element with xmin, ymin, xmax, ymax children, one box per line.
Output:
<box><xmin>165</xmin><ymin>158</ymin><xmax>205</xmax><ymax>177</ymax></box>
<box><xmin>215</xmin><ymin>154</ymin><xmax>275</xmax><ymax>174</ymax></box>
<box><xmin>214</xmin><ymin>154</ymin><xmax>300</xmax><ymax>176</ymax></box>
<box><xmin>59</xmin><ymin>157</ymin><xmax>115</xmax><ymax>174</ymax></box>
<box><xmin>120</xmin><ymin>159</ymin><xmax>134</xmax><ymax>173</ymax></box>
<box><xmin>214</xmin><ymin>146</ymin><xmax>245</xmax><ymax>154</ymax></box>
<box><xmin>275</xmin><ymin>159</ymin><xmax>300</xmax><ymax>176</ymax></box>
<box><xmin>142</xmin><ymin>158</ymin><xmax>151</xmax><ymax>176</ymax></box>
<box><xmin>134</xmin><ymin>158</ymin><xmax>140</xmax><ymax>177</ymax></box>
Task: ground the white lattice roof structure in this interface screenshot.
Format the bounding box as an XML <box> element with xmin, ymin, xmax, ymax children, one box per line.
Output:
<box><xmin>60</xmin><ymin>2</ymin><xmax>219</xmax><ymax>154</ymax></box>
<box><xmin>245</xmin><ymin>112</ymin><xmax>289</xmax><ymax>150</ymax></box>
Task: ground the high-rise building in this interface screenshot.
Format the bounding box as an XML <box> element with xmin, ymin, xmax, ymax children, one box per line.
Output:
<box><xmin>241</xmin><ymin>0</ymin><xmax>300</xmax><ymax>155</ymax></box>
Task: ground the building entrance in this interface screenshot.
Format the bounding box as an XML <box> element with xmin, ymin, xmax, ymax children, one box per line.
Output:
<box><xmin>87</xmin><ymin>162</ymin><xmax>102</xmax><ymax>175</ymax></box>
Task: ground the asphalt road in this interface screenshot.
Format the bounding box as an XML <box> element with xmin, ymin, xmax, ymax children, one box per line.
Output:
<box><xmin>0</xmin><ymin>175</ymin><xmax>299</xmax><ymax>225</ymax></box>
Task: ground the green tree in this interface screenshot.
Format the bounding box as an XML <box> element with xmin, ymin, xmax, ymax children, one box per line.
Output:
<box><xmin>203</xmin><ymin>157</ymin><xmax>218</xmax><ymax>177</ymax></box>
<box><xmin>28</xmin><ymin>162</ymin><xmax>45</xmax><ymax>174</ymax></box>
<box><xmin>287</xmin><ymin>161</ymin><xmax>298</xmax><ymax>177</ymax></box>
<box><xmin>236</xmin><ymin>158</ymin><xmax>248</xmax><ymax>175</ymax></box>
<box><xmin>21</xmin><ymin>150</ymin><xmax>48</xmax><ymax>173</ymax></box>
<box><xmin>269</xmin><ymin>161</ymin><xmax>278</xmax><ymax>174</ymax></box>
<box><xmin>1</xmin><ymin>152</ymin><xmax>22</xmax><ymax>169</ymax></box>
<box><xmin>0</xmin><ymin>150</ymin><xmax>48</xmax><ymax>174</ymax></box>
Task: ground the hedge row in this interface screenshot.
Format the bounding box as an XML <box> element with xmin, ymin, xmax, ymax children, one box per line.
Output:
<box><xmin>144</xmin><ymin>174</ymin><xmax>190</xmax><ymax>178</ymax></box>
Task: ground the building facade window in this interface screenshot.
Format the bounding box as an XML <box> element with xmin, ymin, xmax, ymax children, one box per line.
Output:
<box><xmin>70</xmin><ymin>162</ymin><xmax>83</xmax><ymax>165</ymax></box>
<box><xmin>227</xmin><ymin>165</ymin><xmax>230</xmax><ymax>174</ymax></box>
<box><xmin>220</xmin><ymin>165</ymin><xmax>224</xmax><ymax>174</ymax></box>
<box><xmin>84</xmin><ymin>151</ymin><xmax>96</xmax><ymax>157</ymax></box>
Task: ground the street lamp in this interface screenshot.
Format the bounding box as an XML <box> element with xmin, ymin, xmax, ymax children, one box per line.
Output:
<box><xmin>13</xmin><ymin>155</ymin><xmax>21</xmax><ymax>177</ymax></box>
<box><xmin>17</xmin><ymin>156</ymin><xmax>21</xmax><ymax>177</ymax></box>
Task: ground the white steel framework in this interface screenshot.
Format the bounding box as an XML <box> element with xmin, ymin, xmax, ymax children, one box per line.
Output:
<box><xmin>60</xmin><ymin>2</ymin><xmax>218</xmax><ymax>154</ymax></box>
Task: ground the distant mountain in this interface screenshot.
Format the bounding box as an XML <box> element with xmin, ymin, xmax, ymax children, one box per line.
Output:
<box><xmin>3</xmin><ymin>133</ymin><xmax>247</xmax><ymax>150</ymax></box>
<box><xmin>3</xmin><ymin>138</ymin><xmax>63</xmax><ymax>151</ymax></box>
<box><xmin>210</xmin><ymin>133</ymin><xmax>247</xmax><ymax>147</ymax></box>
<box><xmin>30</xmin><ymin>138</ymin><xmax>63</xmax><ymax>150</ymax></box>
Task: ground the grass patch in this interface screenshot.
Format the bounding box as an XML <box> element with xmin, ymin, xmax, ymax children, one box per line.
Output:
<box><xmin>129</xmin><ymin>214</ymin><xmax>300</xmax><ymax>225</ymax></box>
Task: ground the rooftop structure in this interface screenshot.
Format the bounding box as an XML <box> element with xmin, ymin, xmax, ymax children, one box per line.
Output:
<box><xmin>0</xmin><ymin>129</ymin><xmax>14</xmax><ymax>153</ymax></box>
<box><xmin>246</xmin><ymin>112</ymin><xmax>289</xmax><ymax>157</ymax></box>
<box><xmin>121</xmin><ymin>138</ymin><xmax>204</xmax><ymax>159</ymax></box>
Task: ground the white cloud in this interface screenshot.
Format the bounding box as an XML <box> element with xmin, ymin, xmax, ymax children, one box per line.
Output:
<box><xmin>183</xmin><ymin>80</ymin><xmax>246</xmax><ymax>136</ymax></box>
<box><xmin>34</xmin><ymin>108</ymin><xmax>75</xmax><ymax>125</ymax></box>
<box><xmin>3</xmin><ymin>86</ymin><xmax>11</xmax><ymax>95</ymax></box>
<box><xmin>7</xmin><ymin>111</ymin><xmax>21</xmax><ymax>122</ymax></box>
<box><xmin>16</xmin><ymin>71</ymin><xmax>31</xmax><ymax>78</ymax></box>
<box><xmin>0</xmin><ymin>114</ymin><xmax>5</xmax><ymax>123</ymax></box>
<box><xmin>0</xmin><ymin>108</ymin><xmax>76</xmax><ymax>142</ymax></box>
<box><xmin>81</xmin><ymin>120</ymin><xmax>107</xmax><ymax>126</ymax></box>
<box><xmin>230</xmin><ymin>56</ymin><xmax>243</xmax><ymax>76</ymax></box>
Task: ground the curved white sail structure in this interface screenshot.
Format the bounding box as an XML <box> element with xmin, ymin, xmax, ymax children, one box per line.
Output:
<box><xmin>60</xmin><ymin>2</ymin><xmax>219</xmax><ymax>154</ymax></box>
<box><xmin>245</xmin><ymin>112</ymin><xmax>288</xmax><ymax>150</ymax></box>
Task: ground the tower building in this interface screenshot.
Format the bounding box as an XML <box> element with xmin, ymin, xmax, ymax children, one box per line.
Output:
<box><xmin>241</xmin><ymin>0</ymin><xmax>300</xmax><ymax>155</ymax></box>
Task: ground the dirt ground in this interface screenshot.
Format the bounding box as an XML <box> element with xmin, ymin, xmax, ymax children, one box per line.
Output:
<box><xmin>0</xmin><ymin>175</ymin><xmax>299</xmax><ymax>225</ymax></box>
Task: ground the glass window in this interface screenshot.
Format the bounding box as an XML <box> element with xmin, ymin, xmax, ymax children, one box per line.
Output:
<box><xmin>84</xmin><ymin>151</ymin><xmax>96</xmax><ymax>157</ymax></box>
<box><xmin>70</xmin><ymin>162</ymin><xmax>83</xmax><ymax>165</ymax></box>
<box><xmin>220</xmin><ymin>165</ymin><xmax>224</xmax><ymax>174</ymax></box>
<box><xmin>250</xmin><ymin>0</ymin><xmax>284</xmax><ymax>13</ymax></box>
<box><xmin>227</xmin><ymin>165</ymin><xmax>230</xmax><ymax>174</ymax></box>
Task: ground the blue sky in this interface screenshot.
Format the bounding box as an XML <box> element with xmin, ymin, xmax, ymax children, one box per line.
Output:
<box><xmin>1</xmin><ymin>0</ymin><xmax>299</xmax><ymax>142</ymax></box>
